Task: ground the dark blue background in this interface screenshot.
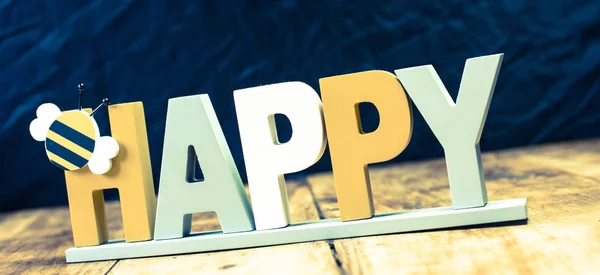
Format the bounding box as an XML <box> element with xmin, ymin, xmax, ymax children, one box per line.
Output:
<box><xmin>2</xmin><ymin>0</ymin><xmax>599</xmax><ymax>211</ymax></box>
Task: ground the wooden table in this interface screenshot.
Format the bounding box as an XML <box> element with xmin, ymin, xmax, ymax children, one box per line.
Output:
<box><xmin>1</xmin><ymin>139</ymin><xmax>600</xmax><ymax>274</ymax></box>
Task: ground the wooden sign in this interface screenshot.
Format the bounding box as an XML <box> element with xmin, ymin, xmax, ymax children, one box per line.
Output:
<box><xmin>29</xmin><ymin>54</ymin><xmax>527</xmax><ymax>263</ymax></box>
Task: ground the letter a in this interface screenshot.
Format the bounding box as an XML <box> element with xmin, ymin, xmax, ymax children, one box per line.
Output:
<box><xmin>154</xmin><ymin>94</ymin><xmax>255</xmax><ymax>240</ymax></box>
<box><xmin>394</xmin><ymin>54</ymin><xmax>503</xmax><ymax>209</ymax></box>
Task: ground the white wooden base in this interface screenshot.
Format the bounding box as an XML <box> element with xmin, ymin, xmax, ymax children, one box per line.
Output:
<box><xmin>66</xmin><ymin>198</ymin><xmax>527</xmax><ymax>263</ymax></box>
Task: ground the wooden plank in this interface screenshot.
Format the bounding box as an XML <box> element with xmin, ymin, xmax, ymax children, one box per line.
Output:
<box><xmin>107</xmin><ymin>180</ymin><xmax>341</xmax><ymax>274</ymax></box>
<box><xmin>307</xmin><ymin>140</ymin><xmax>600</xmax><ymax>274</ymax></box>
<box><xmin>2</xmin><ymin>139</ymin><xmax>599</xmax><ymax>274</ymax></box>
<box><xmin>0</xmin><ymin>210</ymin><xmax>41</xmax><ymax>242</ymax></box>
<box><xmin>503</xmin><ymin>139</ymin><xmax>600</xmax><ymax>178</ymax></box>
<box><xmin>0</xmin><ymin>203</ymin><xmax>123</xmax><ymax>275</ymax></box>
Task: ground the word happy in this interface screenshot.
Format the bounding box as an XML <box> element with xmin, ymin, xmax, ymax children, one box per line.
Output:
<box><xmin>36</xmin><ymin>53</ymin><xmax>527</xmax><ymax>263</ymax></box>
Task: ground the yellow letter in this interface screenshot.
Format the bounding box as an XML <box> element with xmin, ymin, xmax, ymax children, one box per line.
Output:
<box><xmin>64</xmin><ymin>102</ymin><xmax>156</xmax><ymax>247</ymax></box>
<box><xmin>320</xmin><ymin>70</ymin><xmax>413</xmax><ymax>221</ymax></box>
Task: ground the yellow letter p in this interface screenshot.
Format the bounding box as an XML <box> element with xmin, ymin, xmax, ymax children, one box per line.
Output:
<box><xmin>320</xmin><ymin>71</ymin><xmax>413</xmax><ymax>221</ymax></box>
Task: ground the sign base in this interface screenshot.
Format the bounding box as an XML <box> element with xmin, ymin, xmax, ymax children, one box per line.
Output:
<box><xmin>66</xmin><ymin>198</ymin><xmax>527</xmax><ymax>263</ymax></box>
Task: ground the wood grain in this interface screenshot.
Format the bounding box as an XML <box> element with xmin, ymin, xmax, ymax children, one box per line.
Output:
<box><xmin>0</xmin><ymin>203</ymin><xmax>123</xmax><ymax>274</ymax></box>
<box><xmin>2</xmin><ymin>139</ymin><xmax>600</xmax><ymax>274</ymax></box>
<box><xmin>106</xmin><ymin>180</ymin><xmax>341</xmax><ymax>274</ymax></box>
<box><xmin>307</xmin><ymin>139</ymin><xmax>600</xmax><ymax>274</ymax></box>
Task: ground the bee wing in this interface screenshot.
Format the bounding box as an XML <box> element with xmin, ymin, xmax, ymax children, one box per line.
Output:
<box><xmin>87</xmin><ymin>136</ymin><xmax>119</xmax><ymax>175</ymax></box>
<box><xmin>95</xmin><ymin>136</ymin><xmax>119</xmax><ymax>159</ymax></box>
<box><xmin>30</xmin><ymin>103</ymin><xmax>62</xmax><ymax>141</ymax></box>
<box><xmin>30</xmin><ymin>119</ymin><xmax>52</xmax><ymax>141</ymax></box>
<box><xmin>36</xmin><ymin>103</ymin><xmax>61</xmax><ymax>120</ymax></box>
<box><xmin>88</xmin><ymin>156</ymin><xmax>112</xmax><ymax>175</ymax></box>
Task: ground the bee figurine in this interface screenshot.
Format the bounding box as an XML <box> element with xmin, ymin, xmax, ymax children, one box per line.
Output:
<box><xmin>29</xmin><ymin>83</ymin><xmax>119</xmax><ymax>175</ymax></box>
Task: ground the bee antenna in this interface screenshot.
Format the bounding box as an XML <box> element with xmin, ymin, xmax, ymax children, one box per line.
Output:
<box><xmin>90</xmin><ymin>98</ymin><xmax>111</xmax><ymax>116</ymax></box>
<box><xmin>78</xmin><ymin>83</ymin><xmax>85</xmax><ymax>111</ymax></box>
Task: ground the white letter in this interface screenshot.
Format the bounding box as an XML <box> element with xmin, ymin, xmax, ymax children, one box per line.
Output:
<box><xmin>234</xmin><ymin>82</ymin><xmax>327</xmax><ymax>230</ymax></box>
<box><xmin>394</xmin><ymin>54</ymin><xmax>503</xmax><ymax>209</ymax></box>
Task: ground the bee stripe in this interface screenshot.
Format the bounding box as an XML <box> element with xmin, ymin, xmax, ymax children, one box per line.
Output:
<box><xmin>46</xmin><ymin>138</ymin><xmax>89</xmax><ymax>168</ymax></box>
<box><xmin>48</xmin><ymin>121</ymin><xmax>96</xmax><ymax>153</ymax></box>
<box><xmin>51</xmin><ymin>161</ymin><xmax>67</xmax><ymax>170</ymax></box>
<box><xmin>56</xmin><ymin>111</ymin><xmax>96</xmax><ymax>139</ymax></box>
<box><xmin>47</xmin><ymin>130</ymin><xmax>93</xmax><ymax>159</ymax></box>
<box><xmin>47</xmin><ymin>152</ymin><xmax>79</xmax><ymax>170</ymax></box>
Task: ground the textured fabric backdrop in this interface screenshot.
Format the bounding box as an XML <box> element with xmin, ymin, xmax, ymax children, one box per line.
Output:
<box><xmin>1</xmin><ymin>0</ymin><xmax>599</xmax><ymax>211</ymax></box>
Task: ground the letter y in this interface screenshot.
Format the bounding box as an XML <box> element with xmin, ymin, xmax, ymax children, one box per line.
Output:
<box><xmin>394</xmin><ymin>54</ymin><xmax>503</xmax><ymax>209</ymax></box>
